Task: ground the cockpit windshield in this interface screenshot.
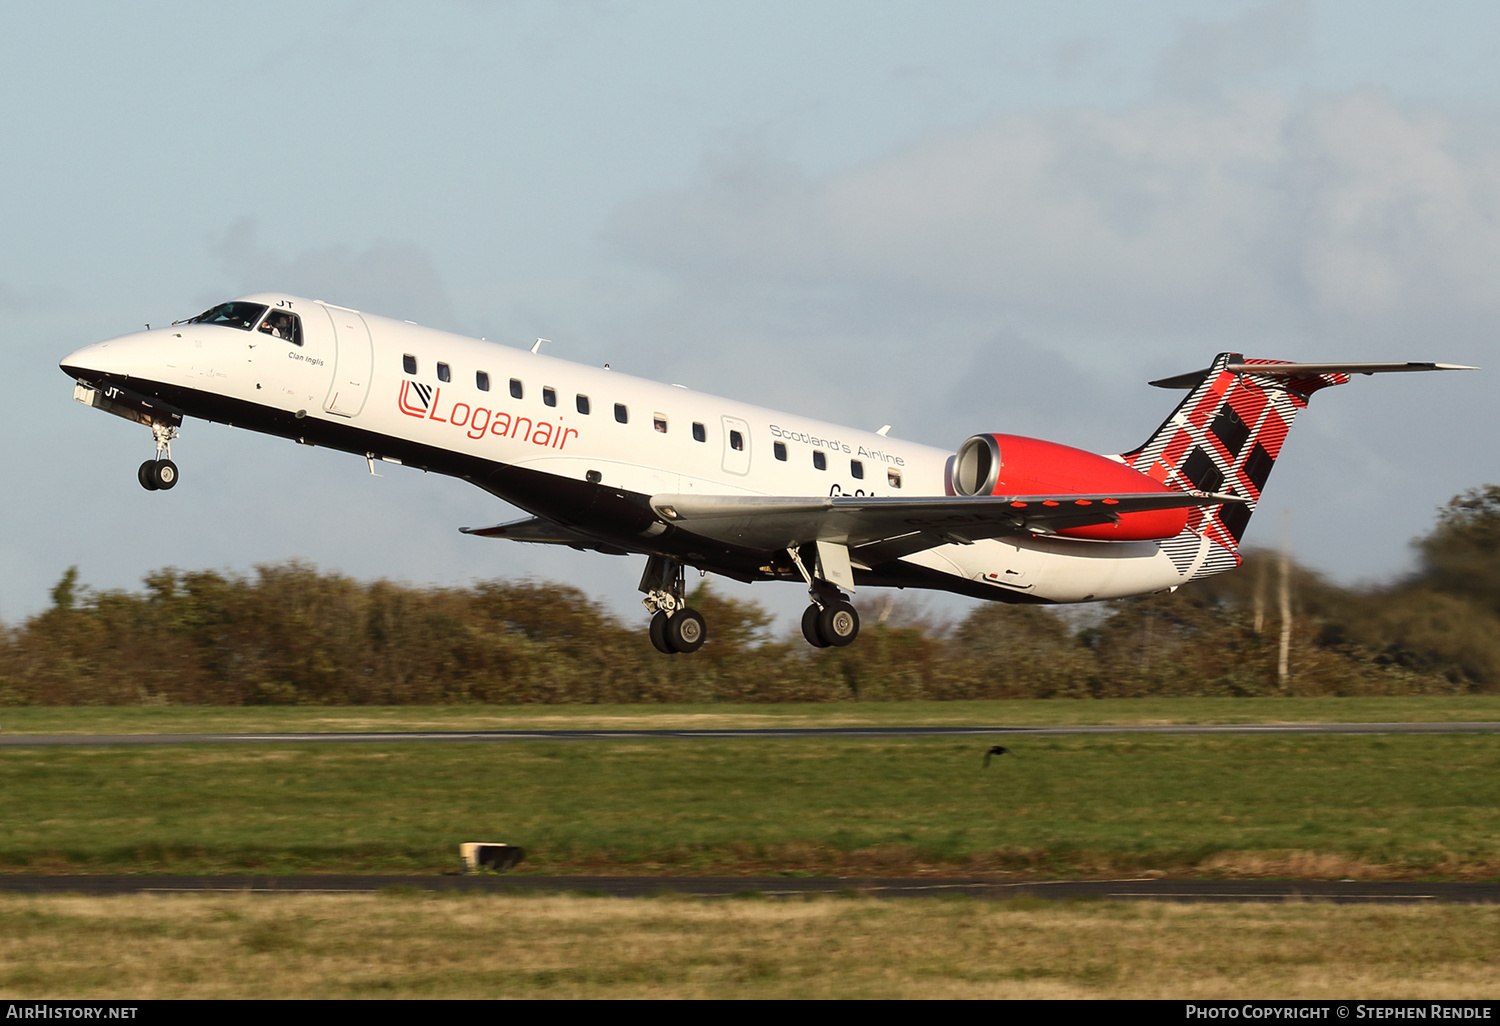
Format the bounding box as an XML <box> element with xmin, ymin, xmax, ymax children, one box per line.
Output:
<box><xmin>188</xmin><ymin>302</ymin><xmax>269</xmax><ymax>331</ymax></box>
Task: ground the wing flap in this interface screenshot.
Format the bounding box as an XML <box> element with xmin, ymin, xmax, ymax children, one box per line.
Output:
<box><xmin>649</xmin><ymin>491</ymin><xmax>1238</xmax><ymax>556</ymax></box>
<box><xmin>460</xmin><ymin>517</ymin><xmax>633</xmax><ymax>556</ymax></box>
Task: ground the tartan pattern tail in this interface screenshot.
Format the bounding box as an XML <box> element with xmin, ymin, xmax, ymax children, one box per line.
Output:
<box><xmin>1120</xmin><ymin>352</ymin><xmax>1349</xmax><ymax>578</ymax></box>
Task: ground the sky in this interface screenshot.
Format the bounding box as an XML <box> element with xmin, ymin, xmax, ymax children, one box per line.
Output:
<box><xmin>2</xmin><ymin>0</ymin><xmax>1497</xmax><ymax>631</ymax></box>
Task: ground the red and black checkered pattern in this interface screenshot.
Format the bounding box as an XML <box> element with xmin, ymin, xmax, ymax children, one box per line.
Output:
<box><xmin>1119</xmin><ymin>352</ymin><xmax>1348</xmax><ymax>578</ymax></box>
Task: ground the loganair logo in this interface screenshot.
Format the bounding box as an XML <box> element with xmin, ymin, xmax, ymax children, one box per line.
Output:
<box><xmin>397</xmin><ymin>380</ymin><xmax>579</xmax><ymax>450</ymax></box>
<box><xmin>398</xmin><ymin>380</ymin><xmax>435</xmax><ymax>417</ymax></box>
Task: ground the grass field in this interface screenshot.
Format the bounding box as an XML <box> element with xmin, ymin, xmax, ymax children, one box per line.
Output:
<box><xmin>1</xmin><ymin>891</ymin><xmax>1496</xmax><ymax>999</ymax></box>
<box><xmin>3</xmin><ymin>695</ymin><xmax>1499</xmax><ymax>735</ymax></box>
<box><xmin>1</xmin><ymin>730</ymin><xmax>1495</xmax><ymax>878</ymax></box>
<box><xmin>3</xmin><ymin>699</ymin><xmax>1495</xmax><ymax>999</ymax></box>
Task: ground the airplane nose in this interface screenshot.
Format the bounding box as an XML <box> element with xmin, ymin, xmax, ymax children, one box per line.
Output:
<box><xmin>60</xmin><ymin>341</ymin><xmax>121</xmax><ymax>381</ymax></box>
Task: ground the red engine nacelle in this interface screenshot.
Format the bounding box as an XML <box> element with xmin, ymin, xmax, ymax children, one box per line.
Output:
<box><xmin>951</xmin><ymin>433</ymin><xmax>1189</xmax><ymax>541</ymax></box>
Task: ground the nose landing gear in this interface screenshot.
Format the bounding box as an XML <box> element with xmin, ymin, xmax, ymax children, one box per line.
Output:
<box><xmin>138</xmin><ymin>422</ymin><xmax>180</xmax><ymax>491</ymax></box>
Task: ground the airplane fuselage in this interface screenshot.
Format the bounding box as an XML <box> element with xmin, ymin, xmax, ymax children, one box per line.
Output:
<box><xmin>72</xmin><ymin>291</ymin><xmax>1464</xmax><ymax>652</ymax></box>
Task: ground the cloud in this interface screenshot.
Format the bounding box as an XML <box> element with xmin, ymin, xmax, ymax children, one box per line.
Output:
<box><xmin>209</xmin><ymin>219</ymin><xmax>459</xmax><ymax>329</ymax></box>
<box><xmin>1153</xmin><ymin>0</ymin><xmax>1309</xmax><ymax>97</ymax></box>
<box><xmin>610</xmin><ymin>87</ymin><xmax>1500</xmax><ymax>356</ymax></box>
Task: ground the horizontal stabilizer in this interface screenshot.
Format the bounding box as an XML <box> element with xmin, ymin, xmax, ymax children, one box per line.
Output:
<box><xmin>1151</xmin><ymin>361</ymin><xmax>1476</xmax><ymax>390</ymax></box>
<box><xmin>460</xmin><ymin>517</ymin><xmax>632</xmax><ymax>556</ymax></box>
<box><xmin>650</xmin><ymin>491</ymin><xmax>1241</xmax><ymax>561</ymax></box>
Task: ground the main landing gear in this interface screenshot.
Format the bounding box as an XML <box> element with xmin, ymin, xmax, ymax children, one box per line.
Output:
<box><xmin>636</xmin><ymin>546</ymin><xmax>861</xmax><ymax>654</ymax></box>
<box><xmin>801</xmin><ymin>594</ymin><xmax>860</xmax><ymax>648</ymax></box>
<box><xmin>137</xmin><ymin>423</ymin><xmax>180</xmax><ymax>491</ymax></box>
<box><xmin>640</xmin><ymin>555</ymin><xmax>707</xmax><ymax>655</ymax></box>
<box><xmin>789</xmin><ymin>544</ymin><xmax>861</xmax><ymax>648</ymax></box>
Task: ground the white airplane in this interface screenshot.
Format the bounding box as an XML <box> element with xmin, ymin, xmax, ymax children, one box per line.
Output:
<box><xmin>60</xmin><ymin>293</ymin><xmax>1471</xmax><ymax>654</ymax></box>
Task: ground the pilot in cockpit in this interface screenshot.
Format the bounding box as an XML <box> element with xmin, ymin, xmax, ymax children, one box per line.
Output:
<box><xmin>259</xmin><ymin>310</ymin><xmax>297</xmax><ymax>342</ymax></box>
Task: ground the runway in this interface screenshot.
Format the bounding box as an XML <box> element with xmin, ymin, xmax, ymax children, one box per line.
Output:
<box><xmin>2</xmin><ymin>721</ymin><xmax>1498</xmax><ymax>747</ymax></box>
<box><xmin>0</xmin><ymin>874</ymin><xmax>1494</xmax><ymax>903</ymax></box>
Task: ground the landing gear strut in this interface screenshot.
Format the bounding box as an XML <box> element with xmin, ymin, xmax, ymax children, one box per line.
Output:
<box><xmin>640</xmin><ymin>555</ymin><xmax>707</xmax><ymax>654</ymax></box>
<box><xmin>138</xmin><ymin>423</ymin><xmax>180</xmax><ymax>491</ymax></box>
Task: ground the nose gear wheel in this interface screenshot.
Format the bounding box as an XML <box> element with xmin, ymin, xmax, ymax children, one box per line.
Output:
<box><xmin>138</xmin><ymin>459</ymin><xmax>178</xmax><ymax>491</ymax></box>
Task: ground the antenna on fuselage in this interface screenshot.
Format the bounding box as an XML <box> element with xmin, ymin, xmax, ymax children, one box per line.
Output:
<box><xmin>531</xmin><ymin>338</ymin><xmax>549</xmax><ymax>354</ymax></box>
<box><xmin>876</xmin><ymin>425</ymin><xmax>891</xmax><ymax>436</ymax></box>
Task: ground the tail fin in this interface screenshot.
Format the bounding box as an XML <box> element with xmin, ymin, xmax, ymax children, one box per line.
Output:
<box><xmin>1120</xmin><ymin>353</ymin><xmax>1346</xmax><ymax>561</ymax></box>
<box><xmin>1120</xmin><ymin>354</ymin><xmax>1472</xmax><ymax>578</ymax></box>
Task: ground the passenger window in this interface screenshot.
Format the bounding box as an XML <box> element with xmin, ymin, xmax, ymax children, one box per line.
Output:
<box><xmin>888</xmin><ymin>469</ymin><xmax>902</xmax><ymax>488</ymax></box>
<box><xmin>576</xmin><ymin>395</ymin><xmax>590</xmax><ymax>415</ymax></box>
<box><xmin>851</xmin><ymin>460</ymin><xmax>864</xmax><ymax>479</ymax></box>
<box><xmin>403</xmin><ymin>354</ymin><xmax>417</xmax><ymax>375</ymax></box>
<box><xmin>543</xmin><ymin>387</ymin><xmax>557</xmax><ymax>407</ymax></box>
<box><xmin>437</xmin><ymin>362</ymin><xmax>451</xmax><ymax>383</ymax></box>
<box><xmin>510</xmin><ymin>379</ymin><xmax>523</xmax><ymax>399</ymax></box>
<box><xmin>813</xmin><ymin>451</ymin><xmax>826</xmax><ymax>471</ymax></box>
<box><xmin>615</xmin><ymin>404</ymin><xmax>628</xmax><ymax>424</ymax></box>
<box><xmin>730</xmin><ymin>430</ymin><xmax>745</xmax><ymax>452</ymax></box>
<box><xmin>692</xmin><ymin>422</ymin><xmax>706</xmax><ymax>443</ymax></box>
<box><xmin>774</xmin><ymin>442</ymin><xmax>787</xmax><ymax>461</ymax></box>
<box><xmin>476</xmin><ymin>371</ymin><xmax>490</xmax><ymax>391</ymax></box>
<box><xmin>653</xmin><ymin>414</ymin><xmax>667</xmax><ymax>433</ymax></box>
<box><xmin>258</xmin><ymin>310</ymin><xmax>303</xmax><ymax>346</ymax></box>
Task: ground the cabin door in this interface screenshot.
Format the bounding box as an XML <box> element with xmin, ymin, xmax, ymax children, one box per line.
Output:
<box><xmin>321</xmin><ymin>304</ymin><xmax>374</xmax><ymax>418</ymax></box>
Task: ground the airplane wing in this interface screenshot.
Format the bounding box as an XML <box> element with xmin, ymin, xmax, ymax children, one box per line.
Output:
<box><xmin>649</xmin><ymin>491</ymin><xmax>1239</xmax><ymax>565</ymax></box>
<box><xmin>460</xmin><ymin>516</ymin><xmax>634</xmax><ymax>556</ymax></box>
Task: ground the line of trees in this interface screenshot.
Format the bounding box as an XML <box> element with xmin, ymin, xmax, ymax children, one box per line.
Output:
<box><xmin>4</xmin><ymin>487</ymin><xmax>1498</xmax><ymax>705</ymax></box>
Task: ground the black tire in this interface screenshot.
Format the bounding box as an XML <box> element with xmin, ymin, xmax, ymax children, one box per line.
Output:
<box><xmin>818</xmin><ymin>601</ymin><xmax>860</xmax><ymax>647</ymax></box>
<box><xmin>649</xmin><ymin>611</ymin><xmax>677</xmax><ymax>654</ymax></box>
<box><xmin>152</xmin><ymin>460</ymin><xmax>179</xmax><ymax>490</ymax></box>
<box><xmin>801</xmin><ymin>604</ymin><xmax>830</xmax><ymax>648</ymax></box>
<box><xmin>667</xmin><ymin>608</ymin><xmax>707</xmax><ymax>653</ymax></box>
<box><xmin>138</xmin><ymin>461</ymin><xmax>160</xmax><ymax>491</ymax></box>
